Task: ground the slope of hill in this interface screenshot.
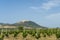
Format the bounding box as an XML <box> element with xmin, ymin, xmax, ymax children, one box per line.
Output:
<box><xmin>14</xmin><ymin>20</ymin><xmax>46</xmax><ymax>28</ymax></box>
<box><xmin>0</xmin><ymin>20</ymin><xmax>47</xmax><ymax>28</ymax></box>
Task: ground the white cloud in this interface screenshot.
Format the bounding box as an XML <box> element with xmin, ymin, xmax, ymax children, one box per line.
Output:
<box><xmin>30</xmin><ymin>7</ymin><xmax>39</xmax><ymax>9</ymax></box>
<box><xmin>45</xmin><ymin>13</ymin><xmax>60</xmax><ymax>20</ymax></box>
<box><xmin>41</xmin><ymin>0</ymin><xmax>60</xmax><ymax>10</ymax></box>
<box><xmin>30</xmin><ymin>0</ymin><xmax>60</xmax><ymax>10</ymax></box>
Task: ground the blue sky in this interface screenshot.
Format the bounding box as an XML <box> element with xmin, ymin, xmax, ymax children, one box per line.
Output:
<box><xmin>0</xmin><ymin>0</ymin><xmax>60</xmax><ymax>28</ymax></box>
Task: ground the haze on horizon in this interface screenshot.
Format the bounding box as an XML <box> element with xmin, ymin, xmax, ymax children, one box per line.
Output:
<box><xmin>0</xmin><ymin>0</ymin><xmax>60</xmax><ymax>28</ymax></box>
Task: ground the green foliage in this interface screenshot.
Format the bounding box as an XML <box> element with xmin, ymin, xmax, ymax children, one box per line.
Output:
<box><xmin>0</xmin><ymin>34</ymin><xmax>4</xmax><ymax>40</ymax></box>
<box><xmin>56</xmin><ymin>31</ymin><xmax>60</xmax><ymax>38</ymax></box>
<box><xmin>35</xmin><ymin>32</ymin><xmax>40</xmax><ymax>39</ymax></box>
<box><xmin>43</xmin><ymin>33</ymin><xmax>46</xmax><ymax>37</ymax></box>
<box><xmin>14</xmin><ymin>31</ymin><xmax>20</xmax><ymax>37</ymax></box>
<box><xmin>18</xmin><ymin>26</ymin><xmax>23</xmax><ymax>30</ymax></box>
<box><xmin>4</xmin><ymin>32</ymin><xmax>9</xmax><ymax>37</ymax></box>
<box><xmin>31</xmin><ymin>30</ymin><xmax>36</xmax><ymax>36</ymax></box>
<box><xmin>22</xmin><ymin>31</ymin><xmax>28</xmax><ymax>38</ymax></box>
<box><xmin>0</xmin><ymin>28</ymin><xmax>60</xmax><ymax>39</ymax></box>
<box><xmin>28</xmin><ymin>30</ymin><xmax>32</xmax><ymax>35</ymax></box>
<box><xmin>8</xmin><ymin>31</ymin><xmax>14</xmax><ymax>34</ymax></box>
<box><xmin>18</xmin><ymin>26</ymin><xmax>23</xmax><ymax>32</ymax></box>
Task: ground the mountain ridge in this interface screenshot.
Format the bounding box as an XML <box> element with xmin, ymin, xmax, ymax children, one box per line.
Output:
<box><xmin>0</xmin><ymin>20</ymin><xmax>47</xmax><ymax>28</ymax></box>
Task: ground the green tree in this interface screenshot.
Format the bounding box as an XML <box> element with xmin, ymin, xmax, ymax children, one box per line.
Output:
<box><xmin>18</xmin><ymin>26</ymin><xmax>23</xmax><ymax>32</ymax></box>
<box><xmin>35</xmin><ymin>32</ymin><xmax>40</xmax><ymax>40</ymax></box>
<box><xmin>22</xmin><ymin>31</ymin><xmax>28</xmax><ymax>40</ymax></box>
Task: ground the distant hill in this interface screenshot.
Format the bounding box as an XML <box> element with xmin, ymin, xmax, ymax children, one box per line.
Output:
<box><xmin>14</xmin><ymin>20</ymin><xmax>46</xmax><ymax>28</ymax></box>
<box><xmin>0</xmin><ymin>20</ymin><xmax>47</xmax><ymax>28</ymax></box>
<box><xmin>0</xmin><ymin>23</ymin><xmax>15</xmax><ymax>26</ymax></box>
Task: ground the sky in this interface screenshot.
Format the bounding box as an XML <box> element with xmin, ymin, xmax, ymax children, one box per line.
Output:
<box><xmin>0</xmin><ymin>0</ymin><xmax>60</xmax><ymax>28</ymax></box>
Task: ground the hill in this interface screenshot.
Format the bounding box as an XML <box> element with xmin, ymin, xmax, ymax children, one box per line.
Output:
<box><xmin>14</xmin><ymin>20</ymin><xmax>46</xmax><ymax>28</ymax></box>
<box><xmin>0</xmin><ymin>20</ymin><xmax>47</xmax><ymax>28</ymax></box>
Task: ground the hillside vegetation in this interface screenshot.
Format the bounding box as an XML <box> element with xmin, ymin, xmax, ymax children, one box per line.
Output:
<box><xmin>0</xmin><ymin>26</ymin><xmax>60</xmax><ymax>40</ymax></box>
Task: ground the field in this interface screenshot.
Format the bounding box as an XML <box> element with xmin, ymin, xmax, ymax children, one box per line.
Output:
<box><xmin>0</xmin><ymin>27</ymin><xmax>60</xmax><ymax>40</ymax></box>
